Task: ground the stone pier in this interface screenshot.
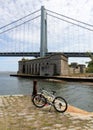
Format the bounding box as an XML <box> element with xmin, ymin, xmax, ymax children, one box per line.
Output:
<box><xmin>0</xmin><ymin>95</ymin><xmax>93</xmax><ymax>130</ymax></box>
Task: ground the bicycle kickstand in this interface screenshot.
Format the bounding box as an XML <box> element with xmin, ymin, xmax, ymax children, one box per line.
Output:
<box><xmin>49</xmin><ymin>105</ymin><xmax>52</xmax><ymax>112</ymax></box>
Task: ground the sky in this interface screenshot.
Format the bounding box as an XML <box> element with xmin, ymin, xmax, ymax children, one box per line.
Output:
<box><xmin>0</xmin><ymin>0</ymin><xmax>93</xmax><ymax>71</ymax></box>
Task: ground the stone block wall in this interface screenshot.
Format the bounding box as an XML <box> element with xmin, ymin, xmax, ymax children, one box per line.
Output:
<box><xmin>18</xmin><ymin>54</ymin><xmax>69</xmax><ymax>76</ymax></box>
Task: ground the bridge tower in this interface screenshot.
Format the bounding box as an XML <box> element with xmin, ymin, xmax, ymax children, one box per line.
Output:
<box><xmin>40</xmin><ymin>6</ymin><xmax>48</xmax><ymax>57</ymax></box>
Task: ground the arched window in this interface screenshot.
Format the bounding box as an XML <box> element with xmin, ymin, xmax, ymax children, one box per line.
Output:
<box><xmin>23</xmin><ymin>64</ymin><xmax>25</xmax><ymax>73</ymax></box>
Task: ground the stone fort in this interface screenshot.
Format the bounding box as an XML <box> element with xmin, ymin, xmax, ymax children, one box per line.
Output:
<box><xmin>18</xmin><ymin>53</ymin><xmax>86</xmax><ymax>76</ymax></box>
<box><xmin>18</xmin><ymin>54</ymin><xmax>69</xmax><ymax>76</ymax></box>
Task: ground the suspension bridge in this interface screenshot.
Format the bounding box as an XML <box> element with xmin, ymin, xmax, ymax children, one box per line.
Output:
<box><xmin>0</xmin><ymin>6</ymin><xmax>93</xmax><ymax>57</ymax></box>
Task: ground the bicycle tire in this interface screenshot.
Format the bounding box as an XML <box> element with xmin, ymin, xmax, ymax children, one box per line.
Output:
<box><xmin>53</xmin><ymin>96</ymin><xmax>68</xmax><ymax>113</ymax></box>
<box><xmin>32</xmin><ymin>94</ymin><xmax>47</xmax><ymax>108</ymax></box>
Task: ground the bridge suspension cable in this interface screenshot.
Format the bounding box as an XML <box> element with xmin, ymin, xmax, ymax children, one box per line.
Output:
<box><xmin>46</xmin><ymin>8</ymin><xmax>93</xmax><ymax>53</ymax></box>
<box><xmin>0</xmin><ymin>7</ymin><xmax>93</xmax><ymax>57</ymax></box>
<box><xmin>46</xmin><ymin>9</ymin><xmax>93</xmax><ymax>28</ymax></box>
<box><xmin>47</xmin><ymin>13</ymin><xmax>93</xmax><ymax>32</ymax></box>
<box><xmin>0</xmin><ymin>8</ymin><xmax>41</xmax><ymax>54</ymax></box>
<box><xmin>0</xmin><ymin>9</ymin><xmax>40</xmax><ymax>30</ymax></box>
<box><xmin>0</xmin><ymin>15</ymin><xmax>41</xmax><ymax>34</ymax></box>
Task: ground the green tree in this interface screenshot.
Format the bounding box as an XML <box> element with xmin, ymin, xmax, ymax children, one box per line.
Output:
<box><xmin>86</xmin><ymin>61</ymin><xmax>93</xmax><ymax>73</ymax></box>
<box><xmin>86</xmin><ymin>52</ymin><xmax>93</xmax><ymax>73</ymax></box>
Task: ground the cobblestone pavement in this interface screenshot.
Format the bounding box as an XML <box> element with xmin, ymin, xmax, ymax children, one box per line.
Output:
<box><xmin>0</xmin><ymin>95</ymin><xmax>93</xmax><ymax>130</ymax></box>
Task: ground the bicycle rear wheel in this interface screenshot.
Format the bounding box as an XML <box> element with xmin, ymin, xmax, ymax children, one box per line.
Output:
<box><xmin>32</xmin><ymin>94</ymin><xmax>46</xmax><ymax>108</ymax></box>
<box><xmin>53</xmin><ymin>96</ymin><xmax>68</xmax><ymax>113</ymax></box>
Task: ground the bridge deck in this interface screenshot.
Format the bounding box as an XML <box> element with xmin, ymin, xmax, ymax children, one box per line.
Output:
<box><xmin>0</xmin><ymin>52</ymin><xmax>91</xmax><ymax>57</ymax></box>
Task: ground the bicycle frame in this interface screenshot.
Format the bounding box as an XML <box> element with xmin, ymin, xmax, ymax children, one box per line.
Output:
<box><xmin>41</xmin><ymin>90</ymin><xmax>55</xmax><ymax>106</ymax></box>
<box><xmin>32</xmin><ymin>89</ymin><xmax>68</xmax><ymax>113</ymax></box>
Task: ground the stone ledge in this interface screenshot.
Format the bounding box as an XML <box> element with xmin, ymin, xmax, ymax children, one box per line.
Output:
<box><xmin>67</xmin><ymin>105</ymin><xmax>93</xmax><ymax>116</ymax></box>
<box><xmin>0</xmin><ymin>95</ymin><xmax>92</xmax><ymax>116</ymax></box>
<box><xmin>0</xmin><ymin>95</ymin><xmax>93</xmax><ymax>129</ymax></box>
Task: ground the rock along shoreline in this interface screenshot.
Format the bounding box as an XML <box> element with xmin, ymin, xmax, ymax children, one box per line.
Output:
<box><xmin>10</xmin><ymin>73</ymin><xmax>93</xmax><ymax>82</ymax></box>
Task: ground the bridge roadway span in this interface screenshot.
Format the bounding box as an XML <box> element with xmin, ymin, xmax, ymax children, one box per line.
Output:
<box><xmin>0</xmin><ymin>52</ymin><xmax>91</xmax><ymax>57</ymax></box>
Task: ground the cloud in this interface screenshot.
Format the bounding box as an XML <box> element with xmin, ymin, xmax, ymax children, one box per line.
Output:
<box><xmin>0</xmin><ymin>0</ymin><xmax>93</xmax><ymax>71</ymax></box>
<box><xmin>0</xmin><ymin>0</ymin><xmax>93</xmax><ymax>24</ymax></box>
<box><xmin>0</xmin><ymin>0</ymin><xmax>93</xmax><ymax>52</ymax></box>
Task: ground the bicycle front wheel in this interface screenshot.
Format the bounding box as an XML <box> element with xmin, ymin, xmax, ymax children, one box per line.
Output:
<box><xmin>32</xmin><ymin>94</ymin><xmax>47</xmax><ymax>108</ymax></box>
<box><xmin>53</xmin><ymin>96</ymin><xmax>68</xmax><ymax>113</ymax></box>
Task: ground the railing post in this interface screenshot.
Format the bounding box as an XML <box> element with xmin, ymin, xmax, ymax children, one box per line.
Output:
<box><xmin>32</xmin><ymin>80</ymin><xmax>37</xmax><ymax>96</ymax></box>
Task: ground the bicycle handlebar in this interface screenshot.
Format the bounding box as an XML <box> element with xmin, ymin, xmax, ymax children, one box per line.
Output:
<box><xmin>40</xmin><ymin>89</ymin><xmax>56</xmax><ymax>97</ymax></box>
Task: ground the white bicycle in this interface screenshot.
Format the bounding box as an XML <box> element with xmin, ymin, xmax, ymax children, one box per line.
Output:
<box><xmin>32</xmin><ymin>89</ymin><xmax>68</xmax><ymax>113</ymax></box>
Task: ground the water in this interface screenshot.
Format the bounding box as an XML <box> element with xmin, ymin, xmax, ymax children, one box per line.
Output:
<box><xmin>0</xmin><ymin>72</ymin><xmax>93</xmax><ymax>112</ymax></box>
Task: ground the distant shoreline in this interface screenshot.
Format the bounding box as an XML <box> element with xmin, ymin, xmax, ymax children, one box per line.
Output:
<box><xmin>0</xmin><ymin>71</ymin><xmax>16</xmax><ymax>73</ymax></box>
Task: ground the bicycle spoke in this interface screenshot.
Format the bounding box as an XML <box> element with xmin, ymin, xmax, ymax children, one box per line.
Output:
<box><xmin>53</xmin><ymin>96</ymin><xmax>68</xmax><ymax>113</ymax></box>
<box><xmin>32</xmin><ymin>94</ymin><xmax>46</xmax><ymax>108</ymax></box>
